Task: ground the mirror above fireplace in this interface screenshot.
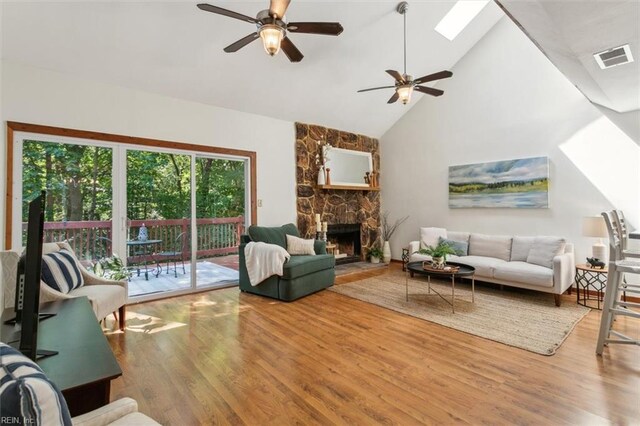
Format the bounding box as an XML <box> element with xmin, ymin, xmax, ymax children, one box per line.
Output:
<box><xmin>323</xmin><ymin>147</ymin><xmax>373</xmax><ymax>188</ymax></box>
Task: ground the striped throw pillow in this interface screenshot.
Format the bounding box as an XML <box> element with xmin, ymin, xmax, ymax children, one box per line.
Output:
<box><xmin>41</xmin><ymin>249</ymin><xmax>84</xmax><ymax>294</ymax></box>
<box><xmin>0</xmin><ymin>342</ymin><xmax>72</xmax><ymax>426</ymax></box>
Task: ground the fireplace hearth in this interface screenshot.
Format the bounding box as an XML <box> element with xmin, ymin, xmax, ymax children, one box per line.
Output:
<box><xmin>327</xmin><ymin>223</ymin><xmax>362</xmax><ymax>265</ymax></box>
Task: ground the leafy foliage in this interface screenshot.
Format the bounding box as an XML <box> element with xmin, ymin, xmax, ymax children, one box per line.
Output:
<box><xmin>93</xmin><ymin>253</ymin><xmax>132</xmax><ymax>281</ymax></box>
<box><xmin>22</xmin><ymin>141</ymin><xmax>246</xmax><ymax>223</ymax></box>
<box><xmin>416</xmin><ymin>241</ymin><xmax>461</xmax><ymax>260</ymax></box>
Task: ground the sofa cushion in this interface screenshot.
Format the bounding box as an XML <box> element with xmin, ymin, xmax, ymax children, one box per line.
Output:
<box><xmin>511</xmin><ymin>236</ymin><xmax>536</xmax><ymax>262</ymax></box>
<box><xmin>494</xmin><ymin>261</ymin><xmax>554</xmax><ymax>288</ymax></box>
<box><xmin>469</xmin><ymin>234</ymin><xmax>512</xmax><ymax>262</ymax></box>
<box><xmin>447</xmin><ymin>231</ymin><xmax>470</xmax><ymax>244</ymax></box>
<box><xmin>0</xmin><ymin>343</ymin><xmax>72</xmax><ymax>426</ymax></box>
<box><xmin>282</xmin><ymin>254</ymin><xmax>335</xmax><ymax>280</ymax></box>
<box><xmin>248</xmin><ymin>223</ymin><xmax>299</xmax><ymax>249</ymax></box>
<box><xmin>420</xmin><ymin>227</ymin><xmax>447</xmax><ymax>249</ymax></box>
<box><xmin>72</xmin><ymin>285</ymin><xmax>127</xmax><ymax>322</ymax></box>
<box><xmin>527</xmin><ymin>237</ymin><xmax>565</xmax><ymax>268</ymax></box>
<box><xmin>286</xmin><ymin>235</ymin><xmax>316</xmax><ymax>256</ymax></box>
<box><xmin>41</xmin><ymin>248</ymin><xmax>84</xmax><ymax>293</ymax></box>
<box><xmin>455</xmin><ymin>255</ymin><xmax>507</xmax><ymax>278</ymax></box>
<box><xmin>438</xmin><ymin>237</ymin><xmax>469</xmax><ymax>256</ymax></box>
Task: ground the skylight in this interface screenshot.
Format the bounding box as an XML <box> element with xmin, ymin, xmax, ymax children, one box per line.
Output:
<box><xmin>435</xmin><ymin>0</ymin><xmax>490</xmax><ymax>41</ymax></box>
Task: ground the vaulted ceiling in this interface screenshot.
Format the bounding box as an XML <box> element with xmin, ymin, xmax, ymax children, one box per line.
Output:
<box><xmin>1</xmin><ymin>1</ymin><xmax>503</xmax><ymax>137</ymax></box>
<box><xmin>498</xmin><ymin>0</ymin><xmax>640</xmax><ymax>113</ymax></box>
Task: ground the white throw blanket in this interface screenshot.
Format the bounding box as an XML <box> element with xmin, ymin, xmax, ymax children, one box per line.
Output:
<box><xmin>244</xmin><ymin>242</ymin><xmax>290</xmax><ymax>286</ymax></box>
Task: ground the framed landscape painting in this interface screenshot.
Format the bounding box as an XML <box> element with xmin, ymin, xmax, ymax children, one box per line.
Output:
<box><xmin>449</xmin><ymin>157</ymin><xmax>549</xmax><ymax>208</ymax></box>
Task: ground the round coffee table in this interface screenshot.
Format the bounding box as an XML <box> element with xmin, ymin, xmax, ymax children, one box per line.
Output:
<box><xmin>405</xmin><ymin>261</ymin><xmax>476</xmax><ymax>313</ymax></box>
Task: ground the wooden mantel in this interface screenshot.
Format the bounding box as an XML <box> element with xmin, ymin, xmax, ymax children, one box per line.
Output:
<box><xmin>318</xmin><ymin>184</ymin><xmax>380</xmax><ymax>191</ymax></box>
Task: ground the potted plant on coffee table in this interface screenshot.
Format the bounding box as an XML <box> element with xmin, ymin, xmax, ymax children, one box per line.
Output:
<box><xmin>416</xmin><ymin>241</ymin><xmax>460</xmax><ymax>269</ymax></box>
<box><xmin>368</xmin><ymin>246</ymin><xmax>384</xmax><ymax>264</ymax></box>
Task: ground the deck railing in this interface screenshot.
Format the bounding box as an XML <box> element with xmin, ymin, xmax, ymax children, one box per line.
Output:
<box><xmin>22</xmin><ymin>217</ymin><xmax>245</xmax><ymax>262</ymax></box>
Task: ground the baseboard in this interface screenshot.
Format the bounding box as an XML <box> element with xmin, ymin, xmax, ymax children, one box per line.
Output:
<box><xmin>575</xmin><ymin>287</ymin><xmax>640</xmax><ymax>303</ymax></box>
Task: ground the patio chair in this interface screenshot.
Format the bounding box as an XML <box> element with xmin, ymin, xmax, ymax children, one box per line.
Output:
<box><xmin>157</xmin><ymin>232</ymin><xmax>187</xmax><ymax>277</ymax></box>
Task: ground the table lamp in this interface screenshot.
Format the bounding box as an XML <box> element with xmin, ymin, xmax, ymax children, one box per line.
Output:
<box><xmin>582</xmin><ymin>216</ymin><xmax>608</xmax><ymax>260</ymax></box>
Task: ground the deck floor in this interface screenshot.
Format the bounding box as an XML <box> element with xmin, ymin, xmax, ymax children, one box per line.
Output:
<box><xmin>128</xmin><ymin>255</ymin><xmax>239</xmax><ymax>297</ymax></box>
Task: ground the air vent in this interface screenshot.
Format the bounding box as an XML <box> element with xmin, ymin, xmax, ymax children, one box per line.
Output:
<box><xmin>594</xmin><ymin>44</ymin><xmax>634</xmax><ymax>69</ymax></box>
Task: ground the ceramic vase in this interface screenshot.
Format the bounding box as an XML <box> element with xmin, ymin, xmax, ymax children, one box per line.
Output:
<box><xmin>431</xmin><ymin>256</ymin><xmax>445</xmax><ymax>269</ymax></box>
<box><xmin>317</xmin><ymin>166</ymin><xmax>326</xmax><ymax>185</ymax></box>
<box><xmin>138</xmin><ymin>223</ymin><xmax>148</xmax><ymax>241</ymax></box>
<box><xmin>370</xmin><ymin>256</ymin><xmax>380</xmax><ymax>264</ymax></box>
<box><xmin>383</xmin><ymin>241</ymin><xmax>391</xmax><ymax>263</ymax></box>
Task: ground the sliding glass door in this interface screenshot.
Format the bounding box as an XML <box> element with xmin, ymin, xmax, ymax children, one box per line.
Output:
<box><xmin>125</xmin><ymin>149</ymin><xmax>192</xmax><ymax>298</ymax></box>
<box><xmin>194</xmin><ymin>156</ymin><xmax>246</xmax><ymax>289</ymax></box>
<box><xmin>13</xmin><ymin>133</ymin><xmax>249</xmax><ymax>302</ymax></box>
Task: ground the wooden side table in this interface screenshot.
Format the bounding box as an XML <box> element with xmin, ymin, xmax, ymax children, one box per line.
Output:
<box><xmin>326</xmin><ymin>243</ymin><xmax>336</xmax><ymax>256</ymax></box>
<box><xmin>575</xmin><ymin>264</ymin><xmax>607</xmax><ymax>309</ymax></box>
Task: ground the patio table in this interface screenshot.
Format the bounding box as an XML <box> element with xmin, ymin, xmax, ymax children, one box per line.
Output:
<box><xmin>127</xmin><ymin>239</ymin><xmax>162</xmax><ymax>280</ymax></box>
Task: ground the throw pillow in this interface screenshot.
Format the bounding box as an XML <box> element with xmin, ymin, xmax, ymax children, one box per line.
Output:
<box><xmin>0</xmin><ymin>343</ymin><xmax>72</xmax><ymax>426</ymax></box>
<box><xmin>286</xmin><ymin>235</ymin><xmax>316</xmax><ymax>256</ymax></box>
<box><xmin>526</xmin><ymin>237</ymin><xmax>566</xmax><ymax>269</ymax></box>
<box><xmin>511</xmin><ymin>236</ymin><xmax>536</xmax><ymax>262</ymax></box>
<box><xmin>41</xmin><ymin>248</ymin><xmax>84</xmax><ymax>294</ymax></box>
<box><xmin>468</xmin><ymin>234</ymin><xmax>513</xmax><ymax>262</ymax></box>
<box><xmin>420</xmin><ymin>227</ymin><xmax>447</xmax><ymax>250</ymax></box>
<box><xmin>438</xmin><ymin>237</ymin><xmax>468</xmax><ymax>256</ymax></box>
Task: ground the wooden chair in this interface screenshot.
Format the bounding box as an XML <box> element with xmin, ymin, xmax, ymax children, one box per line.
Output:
<box><xmin>596</xmin><ymin>211</ymin><xmax>640</xmax><ymax>354</ymax></box>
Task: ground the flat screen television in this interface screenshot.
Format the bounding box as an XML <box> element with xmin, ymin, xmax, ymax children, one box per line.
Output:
<box><xmin>12</xmin><ymin>190</ymin><xmax>57</xmax><ymax>360</ymax></box>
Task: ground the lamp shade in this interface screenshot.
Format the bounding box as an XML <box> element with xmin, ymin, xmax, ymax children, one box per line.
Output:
<box><xmin>582</xmin><ymin>216</ymin><xmax>608</xmax><ymax>238</ymax></box>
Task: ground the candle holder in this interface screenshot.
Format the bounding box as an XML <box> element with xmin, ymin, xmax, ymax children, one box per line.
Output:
<box><xmin>316</xmin><ymin>231</ymin><xmax>322</xmax><ymax>240</ymax></box>
<box><xmin>321</xmin><ymin>232</ymin><xmax>327</xmax><ymax>242</ymax></box>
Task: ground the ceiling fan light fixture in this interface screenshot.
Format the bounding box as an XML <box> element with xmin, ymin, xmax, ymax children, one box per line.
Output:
<box><xmin>397</xmin><ymin>84</ymin><xmax>413</xmax><ymax>105</ymax></box>
<box><xmin>259</xmin><ymin>24</ymin><xmax>285</xmax><ymax>56</ymax></box>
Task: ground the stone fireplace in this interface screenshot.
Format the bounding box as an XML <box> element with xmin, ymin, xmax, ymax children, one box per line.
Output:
<box><xmin>295</xmin><ymin>122</ymin><xmax>381</xmax><ymax>261</ymax></box>
<box><xmin>327</xmin><ymin>223</ymin><xmax>361</xmax><ymax>265</ymax></box>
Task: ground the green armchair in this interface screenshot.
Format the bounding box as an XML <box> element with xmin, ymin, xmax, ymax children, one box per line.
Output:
<box><xmin>239</xmin><ymin>223</ymin><xmax>335</xmax><ymax>301</ymax></box>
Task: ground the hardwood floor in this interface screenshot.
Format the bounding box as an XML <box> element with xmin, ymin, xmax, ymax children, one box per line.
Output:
<box><xmin>106</xmin><ymin>264</ymin><xmax>639</xmax><ymax>425</ymax></box>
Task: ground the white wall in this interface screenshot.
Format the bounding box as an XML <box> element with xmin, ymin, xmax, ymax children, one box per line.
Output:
<box><xmin>381</xmin><ymin>17</ymin><xmax>640</xmax><ymax>265</ymax></box>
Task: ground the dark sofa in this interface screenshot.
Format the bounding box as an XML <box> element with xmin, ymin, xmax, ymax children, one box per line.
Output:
<box><xmin>239</xmin><ymin>223</ymin><xmax>335</xmax><ymax>301</ymax></box>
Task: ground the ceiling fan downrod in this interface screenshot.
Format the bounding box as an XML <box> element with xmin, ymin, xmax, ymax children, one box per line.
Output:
<box><xmin>397</xmin><ymin>1</ymin><xmax>409</xmax><ymax>77</ymax></box>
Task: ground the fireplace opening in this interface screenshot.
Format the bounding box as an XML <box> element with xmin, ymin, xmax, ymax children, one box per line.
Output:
<box><xmin>327</xmin><ymin>223</ymin><xmax>362</xmax><ymax>265</ymax></box>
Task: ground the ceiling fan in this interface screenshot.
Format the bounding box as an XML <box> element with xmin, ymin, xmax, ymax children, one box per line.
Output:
<box><xmin>197</xmin><ymin>0</ymin><xmax>344</xmax><ymax>63</ymax></box>
<box><xmin>358</xmin><ymin>2</ymin><xmax>453</xmax><ymax>105</ymax></box>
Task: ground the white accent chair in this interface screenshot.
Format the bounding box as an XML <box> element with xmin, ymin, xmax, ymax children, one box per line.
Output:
<box><xmin>1</xmin><ymin>241</ymin><xmax>127</xmax><ymax>330</ymax></box>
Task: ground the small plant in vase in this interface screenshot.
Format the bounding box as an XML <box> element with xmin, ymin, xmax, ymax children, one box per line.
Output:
<box><xmin>368</xmin><ymin>246</ymin><xmax>384</xmax><ymax>264</ymax></box>
<box><xmin>416</xmin><ymin>241</ymin><xmax>460</xmax><ymax>269</ymax></box>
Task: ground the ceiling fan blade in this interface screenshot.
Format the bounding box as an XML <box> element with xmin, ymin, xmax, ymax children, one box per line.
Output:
<box><xmin>385</xmin><ymin>69</ymin><xmax>405</xmax><ymax>83</ymax></box>
<box><xmin>287</xmin><ymin>22</ymin><xmax>344</xmax><ymax>36</ymax></box>
<box><xmin>281</xmin><ymin>37</ymin><xmax>304</xmax><ymax>62</ymax></box>
<box><xmin>269</xmin><ymin>0</ymin><xmax>291</xmax><ymax>19</ymax></box>
<box><xmin>387</xmin><ymin>92</ymin><xmax>399</xmax><ymax>104</ymax></box>
<box><xmin>197</xmin><ymin>3</ymin><xmax>258</xmax><ymax>24</ymax></box>
<box><xmin>223</xmin><ymin>32</ymin><xmax>260</xmax><ymax>53</ymax></box>
<box><xmin>414</xmin><ymin>70</ymin><xmax>453</xmax><ymax>85</ymax></box>
<box><xmin>415</xmin><ymin>86</ymin><xmax>444</xmax><ymax>97</ymax></box>
<box><xmin>357</xmin><ymin>86</ymin><xmax>395</xmax><ymax>93</ymax></box>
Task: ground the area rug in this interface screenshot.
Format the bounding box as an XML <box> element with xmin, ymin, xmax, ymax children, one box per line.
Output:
<box><xmin>329</xmin><ymin>270</ymin><xmax>590</xmax><ymax>355</ymax></box>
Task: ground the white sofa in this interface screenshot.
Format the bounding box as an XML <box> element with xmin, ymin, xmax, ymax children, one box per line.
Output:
<box><xmin>409</xmin><ymin>228</ymin><xmax>575</xmax><ymax>306</ymax></box>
